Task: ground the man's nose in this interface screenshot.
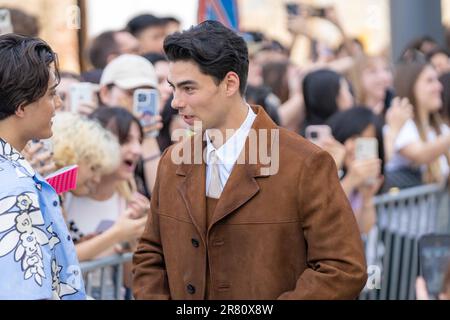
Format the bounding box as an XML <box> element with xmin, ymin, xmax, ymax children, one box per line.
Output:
<box><xmin>171</xmin><ymin>92</ymin><xmax>185</xmax><ymax>110</ymax></box>
<box><xmin>55</xmin><ymin>94</ymin><xmax>63</xmax><ymax>110</ymax></box>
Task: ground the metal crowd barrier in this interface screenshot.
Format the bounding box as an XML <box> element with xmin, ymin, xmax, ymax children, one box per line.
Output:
<box><xmin>80</xmin><ymin>252</ymin><xmax>133</xmax><ymax>300</ymax></box>
<box><xmin>360</xmin><ymin>183</ymin><xmax>449</xmax><ymax>300</ymax></box>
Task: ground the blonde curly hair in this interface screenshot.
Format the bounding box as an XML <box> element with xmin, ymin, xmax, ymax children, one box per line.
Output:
<box><xmin>51</xmin><ymin>112</ymin><xmax>120</xmax><ymax>175</ymax></box>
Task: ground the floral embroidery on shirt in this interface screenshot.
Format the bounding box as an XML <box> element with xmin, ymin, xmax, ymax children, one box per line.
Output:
<box><xmin>0</xmin><ymin>192</ymin><xmax>52</xmax><ymax>286</ymax></box>
<box><xmin>51</xmin><ymin>259</ymin><xmax>78</xmax><ymax>299</ymax></box>
<box><xmin>0</xmin><ymin>138</ymin><xmax>35</xmax><ymax>178</ymax></box>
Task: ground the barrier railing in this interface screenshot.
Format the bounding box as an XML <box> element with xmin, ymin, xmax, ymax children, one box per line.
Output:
<box><xmin>80</xmin><ymin>252</ymin><xmax>133</xmax><ymax>300</ymax></box>
<box><xmin>360</xmin><ymin>183</ymin><xmax>449</xmax><ymax>300</ymax></box>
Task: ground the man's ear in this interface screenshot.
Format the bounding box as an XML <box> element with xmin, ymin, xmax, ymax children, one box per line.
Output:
<box><xmin>15</xmin><ymin>103</ymin><xmax>27</xmax><ymax>118</ymax></box>
<box><xmin>223</xmin><ymin>71</ymin><xmax>241</xmax><ymax>97</ymax></box>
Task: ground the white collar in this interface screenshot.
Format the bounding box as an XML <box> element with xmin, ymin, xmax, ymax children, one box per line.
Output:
<box><xmin>205</xmin><ymin>105</ymin><xmax>256</xmax><ymax>169</ymax></box>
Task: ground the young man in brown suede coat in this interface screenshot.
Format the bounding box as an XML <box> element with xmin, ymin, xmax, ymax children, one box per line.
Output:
<box><xmin>133</xmin><ymin>20</ymin><xmax>367</xmax><ymax>300</ymax></box>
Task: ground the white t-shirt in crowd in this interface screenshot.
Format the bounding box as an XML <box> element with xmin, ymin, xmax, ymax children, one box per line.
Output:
<box><xmin>64</xmin><ymin>192</ymin><xmax>127</xmax><ymax>298</ymax></box>
<box><xmin>64</xmin><ymin>192</ymin><xmax>125</xmax><ymax>243</ymax></box>
<box><xmin>385</xmin><ymin>119</ymin><xmax>450</xmax><ymax>178</ymax></box>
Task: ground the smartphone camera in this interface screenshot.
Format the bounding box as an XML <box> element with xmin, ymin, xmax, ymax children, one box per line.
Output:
<box><xmin>138</xmin><ymin>93</ymin><xmax>148</xmax><ymax>103</ymax></box>
<box><xmin>285</xmin><ymin>3</ymin><xmax>299</xmax><ymax>16</ymax></box>
<box><xmin>133</xmin><ymin>89</ymin><xmax>160</xmax><ymax>137</ymax></box>
<box><xmin>310</xmin><ymin>131</ymin><xmax>318</xmax><ymax>140</ymax></box>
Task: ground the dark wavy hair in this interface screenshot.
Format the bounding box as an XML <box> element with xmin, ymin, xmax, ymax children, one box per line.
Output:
<box><xmin>163</xmin><ymin>20</ymin><xmax>249</xmax><ymax>96</ymax></box>
<box><xmin>301</xmin><ymin>69</ymin><xmax>344</xmax><ymax>134</ymax></box>
<box><xmin>0</xmin><ymin>33</ymin><xmax>59</xmax><ymax>120</ymax></box>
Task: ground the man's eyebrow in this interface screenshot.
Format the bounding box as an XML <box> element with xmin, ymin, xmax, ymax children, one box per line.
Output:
<box><xmin>167</xmin><ymin>79</ymin><xmax>198</xmax><ymax>87</ymax></box>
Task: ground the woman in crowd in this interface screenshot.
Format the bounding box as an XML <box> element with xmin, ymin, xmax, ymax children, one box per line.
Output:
<box><xmin>327</xmin><ymin>107</ymin><xmax>384</xmax><ymax>235</ymax></box>
<box><xmin>347</xmin><ymin>55</ymin><xmax>393</xmax><ymax>115</ymax></box>
<box><xmin>300</xmin><ymin>68</ymin><xmax>354</xmax><ymax>135</ymax></box>
<box><xmin>385</xmin><ymin>61</ymin><xmax>450</xmax><ymax>187</ymax></box>
<box><xmin>60</xmin><ymin>110</ymin><xmax>148</xmax><ymax>263</ymax></box>
<box><xmin>51</xmin><ymin>112</ymin><xmax>145</xmax><ymax>261</ymax></box>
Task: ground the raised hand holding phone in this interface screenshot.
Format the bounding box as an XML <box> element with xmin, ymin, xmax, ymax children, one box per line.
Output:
<box><xmin>133</xmin><ymin>89</ymin><xmax>161</xmax><ymax>138</ymax></box>
<box><xmin>355</xmin><ymin>137</ymin><xmax>378</xmax><ymax>161</ymax></box>
<box><xmin>70</xmin><ymin>82</ymin><xmax>98</xmax><ymax>115</ymax></box>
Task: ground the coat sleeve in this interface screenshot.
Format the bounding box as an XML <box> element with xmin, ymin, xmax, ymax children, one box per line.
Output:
<box><xmin>132</xmin><ymin>148</ymin><xmax>171</xmax><ymax>300</ymax></box>
<box><xmin>278</xmin><ymin>149</ymin><xmax>368</xmax><ymax>300</ymax></box>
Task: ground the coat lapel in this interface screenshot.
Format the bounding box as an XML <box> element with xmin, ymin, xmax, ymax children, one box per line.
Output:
<box><xmin>208</xmin><ymin>106</ymin><xmax>278</xmax><ymax>231</ymax></box>
<box><xmin>176</xmin><ymin>134</ymin><xmax>207</xmax><ymax>243</ymax></box>
<box><xmin>175</xmin><ymin>106</ymin><xmax>279</xmax><ymax>237</ymax></box>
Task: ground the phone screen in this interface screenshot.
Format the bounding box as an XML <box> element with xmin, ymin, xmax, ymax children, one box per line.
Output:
<box><xmin>70</xmin><ymin>82</ymin><xmax>94</xmax><ymax>113</ymax></box>
<box><xmin>95</xmin><ymin>220</ymin><xmax>115</xmax><ymax>234</ymax></box>
<box><xmin>355</xmin><ymin>138</ymin><xmax>378</xmax><ymax>161</ymax></box>
<box><xmin>419</xmin><ymin>234</ymin><xmax>450</xmax><ymax>299</ymax></box>
<box><xmin>133</xmin><ymin>89</ymin><xmax>159</xmax><ymax>125</ymax></box>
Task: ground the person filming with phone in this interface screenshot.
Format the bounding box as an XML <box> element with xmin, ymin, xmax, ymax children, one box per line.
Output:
<box><xmin>99</xmin><ymin>54</ymin><xmax>163</xmax><ymax>194</ymax></box>
<box><xmin>327</xmin><ymin>107</ymin><xmax>384</xmax><ymax>235</ymax></box>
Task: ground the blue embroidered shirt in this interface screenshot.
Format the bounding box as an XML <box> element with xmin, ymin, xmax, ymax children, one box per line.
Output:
<box><xmin>0</xmin><ymin>138</ymin><xmax>86</xmax><ymax>300</ymax></box>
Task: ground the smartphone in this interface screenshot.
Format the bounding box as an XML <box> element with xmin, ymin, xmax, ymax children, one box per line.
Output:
<box><xmin>95</xmin><ymin>220</ymin><xmax>115</xmax><ymax>233</ymax></box>
<box><xmin>418</xmin><ymin>234</ymin><xmax>450</xmax><ymax>299</ymax></box>
<box><xmin>69</xmin><ymin>82</ymin><xmax>95</xmax><ymax>113</ymax></box>
<box><xmin>0</xmin><ymin>9</ymin><xmax>13</xmax><ymax>35</ymax></box>
<box><xmin>355</xmin><ymin>138</ymin><xmax>378</xmax><ymax>161</ymax></box>
<box><xmin>133</xmin><ymin>89</ymin><xmax>160</xmax><ymax>136</ymax></box>
<box><xmin>305</xmin><ymin>125</ymin><xmax>331</xmax><ymax>145</ymax></box>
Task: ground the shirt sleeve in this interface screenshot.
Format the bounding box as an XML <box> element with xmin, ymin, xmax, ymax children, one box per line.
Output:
<box><xmin>394</xmin><ymin>119</ymin><xmax>421</xmax><ymax>151</ymax></box>
<box><xmin>0</xmin><ymin>184</ymin><xmax>53</xmax><ymax>300</ymax></box>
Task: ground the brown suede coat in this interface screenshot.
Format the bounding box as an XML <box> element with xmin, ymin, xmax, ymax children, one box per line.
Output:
<box><xmin>133</xmin><ymin>106</ymin><xmax>367</xmax><ymax>300</ymax></box>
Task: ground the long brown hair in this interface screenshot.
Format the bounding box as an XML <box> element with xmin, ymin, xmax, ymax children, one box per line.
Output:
<box><xmin>394</xmin><ymin>61</ymin><xmax>449</xmax><ymax>184</ymax></box>
<box><xmin>347</xmin><ymin>55</ymin><xmax>387</xmax><ymax>107</ymax></box>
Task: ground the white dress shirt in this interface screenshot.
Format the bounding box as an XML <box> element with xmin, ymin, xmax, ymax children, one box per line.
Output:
<box><xmin>205</xmin><ymin>105</ymin><xmax>257</xmax><ymax>195</ymax></box>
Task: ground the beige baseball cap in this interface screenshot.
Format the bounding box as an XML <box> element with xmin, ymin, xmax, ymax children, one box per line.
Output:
<box><xmin>100</xmin><ymin>54</ymin><xmax>158</xmax><ymax>89</ymax></box>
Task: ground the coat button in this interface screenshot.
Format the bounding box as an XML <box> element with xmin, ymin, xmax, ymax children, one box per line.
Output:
<box><xmin>187</xmin><ymin>284</ymin><xmax>196</xmax><ymax>294</ymax></box>
<box><xmin>191</xmin><ymin>238</ymin><xmax>199</xmax><ymax>248</ymax></box>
